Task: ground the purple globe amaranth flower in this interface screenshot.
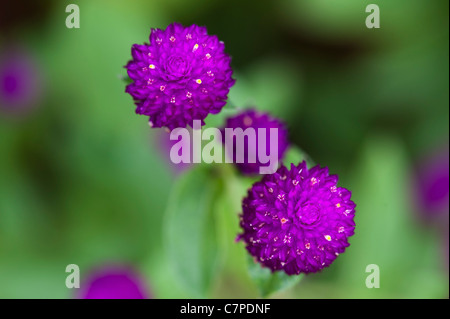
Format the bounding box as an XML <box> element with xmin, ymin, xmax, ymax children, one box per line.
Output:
<box><xmin>125</xmin><ymin>23</ymin><xmax>235</xmax><ymax>130</ymax></box>
<box><xmin>239</xmin><ymin>161</ymin><xmax>356</xmax><ymax>275</ymax></box>
<box><xmin>77</xmin><ymin>265</ymin><xmax>150</xmax><ymax>299</ymax></box>
<box><xmin>0</xmin><ymin>47</ymin><xmax>42</xmax><ymax>114</ymax></box>
<box><xmin>415</xmin><ymin>146</ymin><xmax>449</xmax><ymax>217</ymax></box>
<box><xmin>222</xmin><ymin>109</ymin><xmax>289</xmax><ymax>175</ymax></box>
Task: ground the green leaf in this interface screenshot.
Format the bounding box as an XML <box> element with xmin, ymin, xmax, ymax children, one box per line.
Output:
<box><xmin>223</xmin><ymin>101</ymin><xmax>237</xmax><ymax>110</ymax></box>
<box><xmin>336</xmin><ymin>134</ymin><xmax>448</xmax><ymax>298</ymax></box>
<box><xmin>282</xmin><ymin>145</ymin><xmax>315</xmax><ymax>168</ymax></box>
<box><xmin>215</xmin><ymin>164</ymin><xmax>256</xmax><ymax>270</ymax></box>
<box><xmin>164</xmin><ymin>165</ymin><xmax>223</xmax><ymax>298</ymax></box>
<box><xmin>247</xmin><ymin>255</ymin><xmax>304</xmax><ymax>298</ymax></box>
<box><xmin>120</xmin><ymin>74</ymin><xmax>133</xmax><ymax>85</ymax></box>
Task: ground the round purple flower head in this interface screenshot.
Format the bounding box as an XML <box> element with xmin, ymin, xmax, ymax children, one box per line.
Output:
<box><xmin>0</xmin><ymin>48</ymin><xmax>42</xmax><ymax>114</ymax></box>
<box><xmin>125</xmin><ymin>23</ymin><xmax>235</xmax><ymax>130</ymax></box>
<box><xmin>415</xmin><ymin>147</ymin><xmax>449</xmax><ymax>217</ymax></box>
<box><xmin>78</xmin><ymin>265</ymin><xmax>150</xmax><ymax>299</ymax></box>
<box><xmin>239</xmin><ymin>161</ymin><xmax>356</xmax><ymax>275</ymax></box>
<box><xmin>223</xmin><ymin>109</ymin><xmax>289</xmax><ymax>175</ymax></box>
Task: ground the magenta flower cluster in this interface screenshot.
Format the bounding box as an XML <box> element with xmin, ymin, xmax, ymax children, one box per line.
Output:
<box><xmin>125</xmin><ymin>23</ymin><xmax>235</xmax><ymax>130</ymax></box>
<box><xmin>238</xmin><ymin>162</ymin><xmax>356</xmax><ymax>275</ymax></box>
<box><xmin>124</xmin><ymin>22</ymin><xmax>356</xmax><ymax>276</ymax></box>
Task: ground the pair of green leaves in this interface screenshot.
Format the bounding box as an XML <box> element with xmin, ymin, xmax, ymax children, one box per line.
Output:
<box><xmin>164</xmin><ymin>145</ymin><xmax>308</xmax><ymax>298</ymax></box>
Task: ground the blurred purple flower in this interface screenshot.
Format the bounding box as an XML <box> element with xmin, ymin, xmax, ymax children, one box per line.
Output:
<box><xmin>222</xmin><ymin>109</ymin><xmax>289</xmax><ymax>175</ymax></box>
<box><xmin>125</xmin><ymin>23</ymin><xmax>235</xmax><ymax>130</ymax></box>
<box><xmin>415</xmin><ymin>146</ymin><xmax>449</xmax><ymax>217</ymax></box>
<box><xmin>78</xmin><ymin>265</ymin><xmax>150</xmax><ymax>299</ymax></box>
<box><xmin>0</xmin><ymin>47</ymin><xmax>42</xmax><ymax>114</ymax></box>
<box><xmin>238</xmin><ymin>161</ymin><xmax>356</xmax><ymax>275</ymax></box>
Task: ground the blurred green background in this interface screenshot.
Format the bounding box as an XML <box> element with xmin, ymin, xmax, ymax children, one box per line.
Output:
<box><xmin>0</xmin><ymin>0</ymin><xmax>448</xmax><ymax>298</ymax></box>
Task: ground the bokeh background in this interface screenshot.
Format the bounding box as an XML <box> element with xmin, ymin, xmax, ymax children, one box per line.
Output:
<box><xmin>0</xmin><ymin>0</ymin><xmax>448</xmax><ymax>298</ymax></box>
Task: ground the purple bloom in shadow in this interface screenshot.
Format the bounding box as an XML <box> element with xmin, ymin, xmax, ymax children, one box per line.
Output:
<box><xmin>78</xmin><ymin>265</ymin><xmax>150</xmax><ymax>299</ymax></box>
<box><xmin>415</xmin><ymin>146</ymin><xmax>449</xmax><ymax>218</ymax></box>
<box><xmin>0</xmin><ymin>47</ymin><xmax>42</xmax><ymax>114</ymax></box>
<box><xmin>222</xmin><ymin>109</ymin><xmax>289</xmax><ymax>175</ymax></box>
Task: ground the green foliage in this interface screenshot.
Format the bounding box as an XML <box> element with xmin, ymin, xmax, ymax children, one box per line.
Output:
<box><xmin>283</xmin><ymin>145</ymin><xmax>315</xmax><ymax>168</ymax></box>
<box><xmin>247</xmin><ymin>255</ymin><xmax>304</xmax><ymax>298</ymax></box>
<box><xmin>165</xmin><ymin>166</ymin><xmax>223</xmax><ymax>297</ymax></box>
<box><xmin>0</xmin><ymin>0</ymin><xmax>448</xmax><ymax>299</ymax></box>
